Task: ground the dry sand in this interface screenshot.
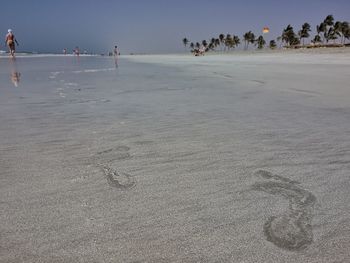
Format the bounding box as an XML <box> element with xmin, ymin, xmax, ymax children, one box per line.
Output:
<box><xmin>1</xmin><ymin>49</ymin><xmax>350</xmax><ymax>262</ymax></box>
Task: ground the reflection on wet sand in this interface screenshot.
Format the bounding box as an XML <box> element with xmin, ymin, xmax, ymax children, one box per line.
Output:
<box><xmin>11</xmin><ymin>72</ymin><xmax>21</xmax><ymax>87</ymax></box>
<box><xmin>114</xmin><ymin>57</ymin><xmax>118</xmax><ymax>68</ymax></box>
<box><xmin>9</xmin><ymin>58</ymin><xmax>21</xmax><ymax>87</ymax></box>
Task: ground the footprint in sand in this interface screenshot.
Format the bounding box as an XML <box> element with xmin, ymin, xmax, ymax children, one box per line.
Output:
<box><xmin>98</xmin><ymin>164</ymin><xmax>136</xmax><ymax>189</ymax></box>
<box><xmin>252</xmin><ymin>170</ymin><xmax>316</xmax><ymax>251</ymax></box>
<box><xmin>94</xmin><ymin>145</ymin><xmax>135</xmax><ymax>189</ymax></box>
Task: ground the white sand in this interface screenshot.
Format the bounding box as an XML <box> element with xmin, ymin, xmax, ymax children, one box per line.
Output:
<box><xmin>1</xmin><ymin>49</ymin><xmax>350</xmax><ymax>262</ymax></box>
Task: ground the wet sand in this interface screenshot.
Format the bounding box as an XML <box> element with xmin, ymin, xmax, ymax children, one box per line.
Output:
<box><xmin>1</xmin><ymin>50</ymin><xmax>350</xmax><ymax>262</ymax></box>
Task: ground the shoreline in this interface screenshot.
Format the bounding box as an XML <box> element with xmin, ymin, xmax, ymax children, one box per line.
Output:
<box><xmin>1</xmin><ymin>46</ymin><xmax>349</xmax><ymax>59</ymax></box>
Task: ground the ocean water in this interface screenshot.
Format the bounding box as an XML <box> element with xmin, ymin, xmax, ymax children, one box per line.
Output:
<box><xmin>0</xmin><ymin>56</ymin><xmax>189</xmax><ymax>142</ymax></box>
<box><xmin>1</xmin><ymin>53</ymin><xmax>350</xmax><ymax>262</ymax></box>
<box><xmin>0</xmin><ymin>55</ymin><xmax>264</xmax><ymax>147</ymax></box>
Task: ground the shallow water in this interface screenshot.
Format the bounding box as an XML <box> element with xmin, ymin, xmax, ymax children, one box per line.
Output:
<box><xmin>1</xmin><ymin>53</ymin><xmax>350</xmax><ymax>262</ymax></box>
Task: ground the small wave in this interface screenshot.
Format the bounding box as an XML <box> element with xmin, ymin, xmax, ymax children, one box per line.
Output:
<box><xmin>72</xmin><ymin>68</ymin><xmax>115</xmax><ymax>74</ymax></box>
<box><xmin>49</xmin><ymin>71</ymin><xmax>63</xmax><ymax>79</ymax></box>
<box><xmin>65</xmin><ymin>82</ymin><xmax>78</xmax><ymax>86</ymax></box>
<box><xmin>1</xmin><ymin>54</ymin><xmax>99</xmax><ymax>58</ymax></box>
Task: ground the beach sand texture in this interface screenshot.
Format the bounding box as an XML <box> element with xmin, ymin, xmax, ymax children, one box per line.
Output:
<box><xmin>1</xmin><ymin>50</ymin><xmax>350</xmax><ymax>262</ymax></box>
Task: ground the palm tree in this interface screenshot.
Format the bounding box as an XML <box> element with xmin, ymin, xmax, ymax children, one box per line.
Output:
<box><xmin>298</xmin><ymin>22</ymin><xmax>311</xmax><ymax>45</ymax></box>
<box><xmin>202</xmin><ymin>40</ymin><xmax>208</xmax><ymax>50</ymax></box>
<box><xmin>317</xmin><ymin>22</ymin><xmax>327</xmax><ymax>43</ymax></box>
<box><xmin>243</xmin><ymin>31</ymin><xmax>255</xmax><ymax>50</ymax></box>
<box><xmin>208</xmin><ymin>42</ymin><xmax>215</xmax><ymax>51</ymax></box>
<box><xmin>342</xmin><ymin>22</ymin><xmax>350</xmax><ymax>44</ymax></box>
<box><xmin>225</xmin><ymin>34</ymin><xmax>232</xmax><ymax>51</ymax></box>
<box><xmin>255</xmin><ymin>35</ymin><xmax>266</xmax><ymax>49</ymax></box>
<box><xmin>282</xmin><ymin>25</ymin><xmax>292</xmax><ymax>45</ymax></box>
<box><xmin>233</xmin><ymin>35</ymin><xmax>240</xmax><ymax>47</ymax></box>
<box><xmin>269</xmin><ymin>40</ymin><xmax>277</xmax><ymax>49</ymax></box>
<box><xmin>221</xmin><ymin>35</ymin><xmax>240</xmax><ymax>51</ymax></box>
<box><xmin>243</xmin><ymin>32</ymin><xmax>249</xmax><ymax>49</ymax></box>
<box><xmin>316</xmin><ymin>24</ymin><xmax>321</xmax><ymax>37</ymax></box>
<box><xmin>324</xmin><ymin>15</ymin><xmax>334</xmax><ymax>27</ymax></box>
<box><xmin>281</xmin><ymin>25</ymin><xmax>299</xmax><ymax>46</ymax></box>
<box><xmin>182</xmin><ymin>38</ymin><xmax>189</xmax><ymax>49</ymax></box>
<box><xmin>210</xmin><ymin>38</ymin><xmax>216</xmax><ymax>50</ymax></box>
<box><xmin>215</xmin><ymin>38</ymin><xmax>220</xmax><ymax>49</ymax></box>
<box><xmin>249</xmin><ymin>32</ymin><xmax>256</xmax><ymax>46</ymax></box>
<box><xmin>340</xmin><ymin>21</ymin><xmax>349</xmax><ymax>44</ymax></box>
<box><xmin>323</xmin><ymin>15</ymin><xmax>335</xmax><ymax>43</ymax></box>
<box><xmin>332</xmin><ymin>21</ymin><xmax>343</xmax><ymax>43</ymax></box>
<box><xmin>190</xmin><ymin>42</ymin><xmax>195</xmax><ymax>50</ymax></box>
<box><xmin>277</xmin><ymin>36</ymin><xmax>282</xmax><ymax>48</ymax></box>
<box><xmin>311</xmin><ymin>35</ymin><xmax>322</xmax><ymax>44</ymax></box>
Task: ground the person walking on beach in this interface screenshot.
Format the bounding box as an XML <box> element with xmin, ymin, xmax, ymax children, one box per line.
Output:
<box><xmin>113</xmin><ymin>45</ymin><xmax>119</xmax><ymax>67</ymax></box>
<box><xmin>74</xmin><ymin>46</ymin><xmax>80</xmax><ymax>56</ymax></box>
<box><xmin>5</xmin><ymin>29</ymin><xmax>19</xmax><ymax>57</ymax></box>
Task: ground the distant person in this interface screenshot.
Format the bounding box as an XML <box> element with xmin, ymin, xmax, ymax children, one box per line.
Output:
<box><xmin>114</xmin><ymin>45</ymin><xmax>119</xmax><ymax>67</ymax></box>
<box><xmin>63</xmin><ymin>48</ymin><xmax>67</xmax><ymax>55</ymax></box>
<box><xmin>199</xmin><ymin>46</ymin><xmax>205</xmax><ymax>55</ymax></box>
<box><xmin>5</xmin><ymin>29</ymin><xmax>19</xmax><ymax>57</ymax></box>
<box><xmin>114</xmin><ymin>45</ymin><xmax>119</xmax><ymax>56</ymax></box>
<box><xmin>74</xmin><ymin>46</ymin><xmax>80</xmax><ymax>56</ymax></box>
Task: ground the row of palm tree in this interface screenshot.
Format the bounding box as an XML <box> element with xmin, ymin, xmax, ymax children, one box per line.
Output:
<box><xmin>182</xmin><ymin>35</ymin><xmax>241</xmax><ymax>52</ymax></box>
<box><xmin>182</xmin><ymin>14</ymin><xmax>350</xmax><ymax>53</ymax></box>
<box><xmin>183</xmin><ymin>32</ymin><xmax>268</xmax><ymax>53</ymax></box>
<box><xmin>279</xmin><ymin>16</ymin><xmax>350</xmax><ymax>47</ymax></box>
<box><xmin>314</xmin><ymin>15</ymin><xmax>350</xmax><ymax>44</ymax></box>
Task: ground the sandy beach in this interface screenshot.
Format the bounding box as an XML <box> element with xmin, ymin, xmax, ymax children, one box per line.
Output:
<box><xmin>1</xmin><ymin>49</ymin><xmax>350</xmax><ymax>262</ymax></box>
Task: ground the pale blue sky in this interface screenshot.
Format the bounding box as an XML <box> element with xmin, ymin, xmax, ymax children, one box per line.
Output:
<box><xmin>1</xmin><ymin>0</ymin><xmax>349</xmax><ymax>54</ymax></box>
